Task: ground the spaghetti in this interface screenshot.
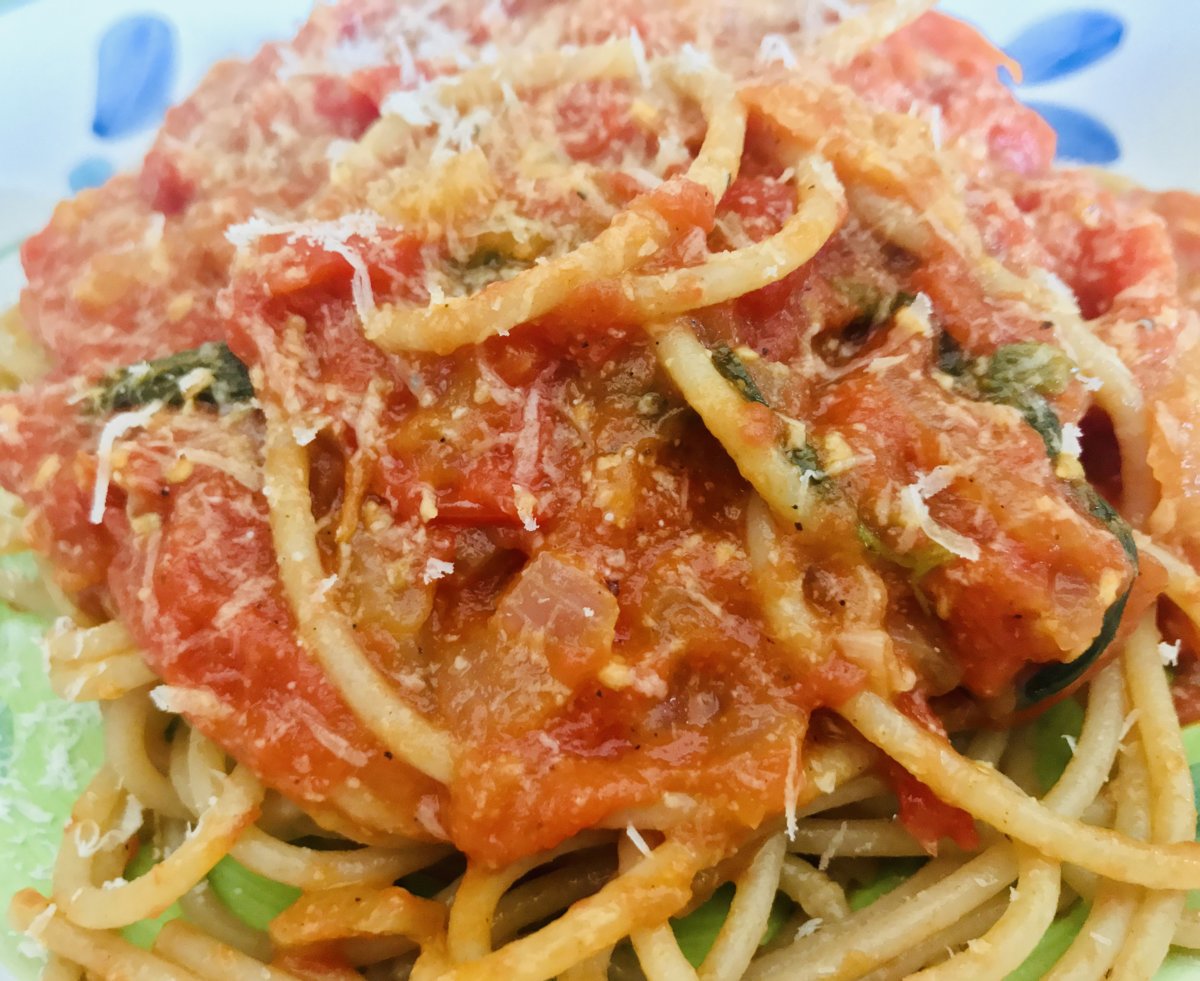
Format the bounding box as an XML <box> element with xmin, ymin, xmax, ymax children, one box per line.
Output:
<box><xmin>3</xmin><ymin>0</ymin><xmax>1200</xmax><ymax>979</ymax></box>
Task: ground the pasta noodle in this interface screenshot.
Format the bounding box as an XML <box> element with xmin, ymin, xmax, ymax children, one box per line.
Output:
<box><xmin>2</xmin><ymin>0</ymin><xmax>1200</xmax><ymax>978</ymax></box>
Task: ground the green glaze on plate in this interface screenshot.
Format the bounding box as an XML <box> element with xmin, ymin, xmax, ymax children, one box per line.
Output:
<box><xmin>0</xmin><ymin>600</ymin><xmax>103</xmax><ymax>978</ymax></box>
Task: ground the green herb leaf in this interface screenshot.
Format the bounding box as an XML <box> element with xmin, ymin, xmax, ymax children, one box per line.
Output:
<box><xmin>1020</xmin><ymin>582</ymin><xmax>1132</xmax><ymax>708</ymax></box>
<box><xmin>787</xmin><ymin>445</ymin><xmax>828</xmax><ymax>484</ymax></box>
<box><xmin>208</xmin><ymin>855</ymin><xmax>301</xmax><ymax>931</ymax></box>
<box><xmin>857</xmin><ymin>523</ymin><xmax>953</xmax><ymax>581</ymax></box>
<box><xmin>1011</xmin><ymin>392</ymin><xmax>1064</xmax><ymax>458</ymax></box>
<box><xmin>712</xmin><ymin>344</ymin><xmax>769</xmax><ymax>406</ymax></box>
<box><xmin>834</xmin><ymin>282</ymin><xmax>916</xmax><ymax>338</ymax></box>
<box><xmin>979</xmin><ymin>343</ymin><xmax>1074</xmax><ymax>400</ymax></box>
<box><xmin>90</xmin><ymin>342</ymin><xmax>254</xmax><ymax>414</ymax></box>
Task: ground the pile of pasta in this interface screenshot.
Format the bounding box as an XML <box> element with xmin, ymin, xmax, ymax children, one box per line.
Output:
<box><xmin>4</xmin><ymin>0</ymin><xmax>1200</xmax><ymax>979</ymax></box>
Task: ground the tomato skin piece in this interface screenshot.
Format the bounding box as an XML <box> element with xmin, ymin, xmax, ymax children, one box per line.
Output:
<box><xmin>887</xmin><ymin>692</ymin><xmax>979</xmax><ymax>853</ymax></box>
<box><xmin>889</xmin><ymin>762</ymin><xmax>980</xmax><ymax>853</ymax></box>
<box><xmin>311</xmin><ymin>74</ymin><xmax>383</xmax><ymax>139</ymax></box>
<box><xmin>139</xmin><ymin>148</ymin><xmax>195</xmax><ymax>216</ymax></box>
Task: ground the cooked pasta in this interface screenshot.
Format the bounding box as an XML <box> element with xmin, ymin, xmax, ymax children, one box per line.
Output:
<box><xmin>3</xmin><ymin>0</ymin><xmax>1200</xmax><ymax>979</ymax></box>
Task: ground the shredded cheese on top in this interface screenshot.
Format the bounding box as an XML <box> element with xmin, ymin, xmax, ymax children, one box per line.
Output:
<box><xmin>899</xmin><ymin>466</ymin><xmax>981</xmax><ymax>562</ymax></box>
<box><xmin>758</xmin><ymin>33</ymin><xmax>799</xmax><ymax>69</ymax></box>
<box><xmin>625</xmin><ymin>823</ymin><xmax>652</xmax><ymax>858</ymax></box>
<box><xmin>1060</xmin><ymin>423</ymin><xmax>1083</xmax><ymax>457</ymax></box>
<box><xmin>422</xmin><ymin>557</ymin><xmax>455</xmax><ymax>583</ymax></box>
<box><xmin>1159</xmin><ymin>639</ymin><xmax>1182</xmax><ymax>667</ymax></box>
<box><xmin>89</xmin><ymin>401</ymin><xmax>164</xmax><ymax>525</ymax></box>
<box><xmin>225</xmin><ymin>213</ymin><xmax>384</xmax><ymax>323</ymax></box>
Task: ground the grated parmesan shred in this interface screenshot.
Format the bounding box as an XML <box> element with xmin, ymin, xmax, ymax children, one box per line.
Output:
<box><xmin>225</xmin><ymin>213</ymin><xmax>384</xmax><ymax>324</ymax></box>
<box><xmin>899</xmin><ymin>466</ymin><xmax>981</xmax><ymax>561</ymax></box>
<box><xmin>758</xmin><ymin>34</ymin><xmax>799</xmax><ymax>69</ymax></box>
<box><xmin>785</xmin><ymin>734</ymin><xmax>801</xmax><ymax>842</ymax></box>
<box><xmin>625</xmin><ymin>823</ymin><xmax>652</xmax><ymax>858</ymax></box>
<box><xmin>89</xmin><ymin>401</ymin><xmax>164</xmax><ymax>525</ymax></box>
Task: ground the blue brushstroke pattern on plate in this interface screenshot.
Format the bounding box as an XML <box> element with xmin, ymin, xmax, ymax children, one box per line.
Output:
<box><xmin>1003</xmin><ymin>9</ymin><xmax>1124</xmax><ymax>164</ymax></box>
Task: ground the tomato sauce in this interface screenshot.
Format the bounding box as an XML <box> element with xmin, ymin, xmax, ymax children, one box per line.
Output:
<box><xmin>1</xmin><ymin>2</ymin><xmax>1196</xmax><ymax>866</ymax></box>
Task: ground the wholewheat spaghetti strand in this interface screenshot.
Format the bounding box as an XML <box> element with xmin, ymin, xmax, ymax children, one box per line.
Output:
<box><xmin>744</xmin><ymin>844</ymin><xmax>1018</xmax><ymax>981</ymax></box>
<box><xmin>1044</xmin><ymin>725</ymin><xmax>1151</xmax><ymax>981</ymax></box>
<box><xmin>153</xmin><ymin>920</ymin><xmax>303</xmax><ymax>981</ymax></box>
<box><xmin>907</xmin><ymin>845</ymin><xmax>1060</xmax><ymax>981</ymax></box>
<box><xmin>269</xmin><ymin>884</ymin><xmax>446</xmax><ymax>948</ymax></box>
<box><xmin>1109</xmin><ymin>618</ymin><xmax>1195</xmax><ymax>979</ymax></box>
<box><xmin>101</xmin><ymin>689</ymin><xmax>191</xmax><ymax>819</ymax></box>
<box><xmin>343</xmin><ymin>38</ymin><xmax>641</xmax><ymax>178</ymax></box>
<box><xmin>432</xmin><ymin>839</ymin><xmax>708</xmax><ymax>981</ymax></box>
<box><xmin>698</xmin><ymin>833</ymin><xmax>787</xmax><ymax>981</ymax></box>
<box><xmin>838</xmin><ymin>690</ymin><xmax>1200</xmax><ymax>890</ymax></box>
<box><xmin>492</xmin><ymin>854</ymin><xmax>617</xmax><ymax>947</ymax></box>
<box><xmin>232</xmin><ymin>825</ymin><xmax>448</xmax><ymax>890</ymax></box>
<box><xmin>9</xmin><ymin>890</ymin><xmax>207</xmax><ymax>981</ymax></box>
<box><xmin>447</xmin><ymin>833</ymin><xmax>609</xmax><ymax>962</ymax></box>
<box><xmin>620</xmin><ymin>156</ymin><xmax>846</xmax><ymax>322</ymax></box>
<box><xmin>652</xmin><ymin>322</ymin><xmax>827</xmax><ymax>528</ymax></box>
<box><xmin>364</xmin><ymin>49</ymin><xmax>748</xmax><ymax>355</ymax></box>
<box><xmin>52</xmin><ymin>762</ymin><xmax>262</xmax><ymax>930</ymax></box>
<box><xmin>776</xmin><ymin>857</ymin><xmax>850</xmax><ymax>921</ymax></box>
<box><xmin>263</xmin><ymin>408</ymin><xmax>454</xmax><ymax>783</ymax></box>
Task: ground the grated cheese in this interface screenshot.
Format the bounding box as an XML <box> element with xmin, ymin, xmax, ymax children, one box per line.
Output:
<box><xmin>795</xmin><ymin>917</ymin><xmax>823</xmax><ymax>940</ymax></box>
<box><xmin>625</xmin><ymin>823</ymin><xmax>652</xmax><ymax>858</ymax></box>
<box><xmin>22</xmin><ymin>901</ymin><xmax>56</xmax><ymax>942</ymax></box>
<box><xmin>785</xmin><ymin>734</ymin><xmax>801</xmax><ymax>842</ymax></box>
<box><xmin>225</xmin><ymin>212</ymin><xmax>384</xmax><ymax>323</ymax></box>
<box><xmin>422</xmin><ymin>557</ymin><xmax>455</xmax><ymax>583</ymax></box>
<box><xmin>1159</xmin><ymin>639</ymin><xmax>1182</xmax><ymax>667</ymax></box>
<box><xmin>899</xmin><ymin>466</ymin><xmax>981</xmax><ymax>561</ymax></box>
<box><xmin>149</xmin><ymin>685</ymin><xmax>231</xmax><ymax>721</ymax></box>
<box><xmin>758</xmin><ymin>34</ymin><xmax>799</xmax><ymax>69</ymax></box>
<box><xmin>89</xmin><ymin>401</ymin><xmax>164</xmax><ymax>524</ymax></box>
<box><xmin>818</xmin><ymin>821</ymin><xmax>847</xmax><ymax>872</ymax></box>
<box><xmin>677</xmin><ymin>43</ymin><xmax>714</xmax><ymax>75</ymax></box>
<box><xmin>73</xmin><ymin>793</ymin><xmax>143</xmax><ymax>858</ymax></box>
<box><xmin>629</xmin><ymin>27</ymin><xmax>652</xmax><ymax>88</ymax></box>
<box><xmin>513</xmin><ymin>485</ymin><xmax>539</xmax><ymax>531</ymax></box>
<box><xmin>1060</xmin><ymin>422</ymin><xmax>1083</xmax><ymax>457</ymax></box>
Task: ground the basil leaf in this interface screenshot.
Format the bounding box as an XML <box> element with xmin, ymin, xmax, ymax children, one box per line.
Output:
<box><xmin>712</xmin><ymin>344</ymin><xmax>769</xmax><ymax>406</ymax></box>
<box><xmin>90</xmin><ymin>342</ymin><xmax>254</xmax><ymax>414</ymax></box>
